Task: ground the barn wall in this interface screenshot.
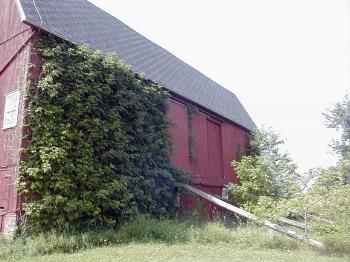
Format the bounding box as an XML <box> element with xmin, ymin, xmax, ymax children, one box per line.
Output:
<box><xmin>0</xmin><ymin>0</ymin><xmax>33</xmax><ymax>235</ymax></box>
<box><xmin>168</xmin><ymin>100</ymin><xmax>191</xmax><ymax>171</ymax></box>
<box><xmin>167</xmin><ymin>98</ymin><xmax>249</xmax><ymax>197</ymax></box>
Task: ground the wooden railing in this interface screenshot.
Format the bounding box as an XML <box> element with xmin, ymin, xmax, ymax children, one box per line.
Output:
<box><xmin>183</xmin><ymin>184</ymin><xmax>325</xmax><ymax>250</ymax></box>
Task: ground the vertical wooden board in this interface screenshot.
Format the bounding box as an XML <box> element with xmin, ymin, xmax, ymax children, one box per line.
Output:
<box><xmin>0</xmin><ymin>173</ymin><xmax>4</xmax><ymax>208</ymax></box>
<box><xmin>6</xmin><ymin>168</ymin><xmax>18</xmax><ymax>213</ymax></box>
<box><xmin>221</xmin><ymin>122</ymin><xmax>245</xmax><ymax>185</ymax></box>
<box><xmin>8</xmin><ymin>196</ymin><xmax>17</xmax><ymax>214</ymax></box>
<box><xmin>206</xmin><ymin>119</ymin><xmax>224</xmax><ymax>185</ymax></box>
<box><xmin>0</xmin><ymin>215</ymin><xmax>3</xmax><ymax>233</ymax></box>
<box><xmin>236</xmin><ymin>128</ymin><xmax>248</xmax><ymax>155</ymax></box>
<box><xmin>189</xmin><ymin>112</ymin><xmax>209</xmax><ymax>183</ymax></box>
<box><xmin>3</xmin><ymin>183</ymin><xmax>9</xmax><ymax>212</ymax></box>
<box><xmin>167</xmin><ymin>100</ymin><xmax>190</xmax><ymax>170</ymax></box>
<box><xmin>0</xmin><ymin>0</ymin><xmax>30</xmax><ymax>69</ymax></box>
<box><xmin>221</xmin><ymin>122</ymin><xmax>234</xmax><ymax>184</ymax></box>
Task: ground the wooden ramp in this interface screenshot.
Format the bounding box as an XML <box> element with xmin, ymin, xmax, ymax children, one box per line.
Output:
<box><xmin>183</xmin><ymin>184</ymin><xmax>325</xmax><ymax>250</ymax></box>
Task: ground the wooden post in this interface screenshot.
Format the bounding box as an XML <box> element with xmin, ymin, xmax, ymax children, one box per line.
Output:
<box><xmin>183</xmin><ymin>184</ymin><xmax>325</xmax><ymax>250</ymax></box>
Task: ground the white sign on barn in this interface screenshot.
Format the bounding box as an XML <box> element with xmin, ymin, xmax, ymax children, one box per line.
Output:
<box><xmin>2</xmin><ymin>90</ymin><xmax>20</xmax><ymax>129</ymax></box>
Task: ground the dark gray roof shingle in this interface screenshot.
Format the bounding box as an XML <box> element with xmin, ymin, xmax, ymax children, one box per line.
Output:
<box><xmin>18</xmin><ymin>0</ymin><xmax>255</xmax><ymax>130</ymax></box>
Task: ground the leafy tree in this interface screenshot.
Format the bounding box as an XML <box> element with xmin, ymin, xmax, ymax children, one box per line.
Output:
<box><xmin>235</xmin><ymin>95</ymin><xmax>350</xmax><ymax>252</ymax></box>
<box><xmin>323</xmin><ymin>94</ymin><xmax>350</xmax><ymax>158</ymax></box>
<box><xmin>229</xmin><ymin>127</ymin><xmax>300</xmax><ymax>208</ymax></box>
<box><xmin>323</xmin><ymin>94</ymin><xmax>350</xmax><ymax>183</ymax></box>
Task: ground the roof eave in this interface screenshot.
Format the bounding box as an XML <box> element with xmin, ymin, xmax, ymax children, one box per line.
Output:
<box><xmin>15</xmin><ymin>0</ymin><xmax>26</xmax><ymax>22</ymax></box>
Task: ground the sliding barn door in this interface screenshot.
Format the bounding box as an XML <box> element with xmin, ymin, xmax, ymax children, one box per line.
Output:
<box><xmin>206</xmin><ymin>119</ymin><xmax>224</xmax><ymax>184</ymax></box>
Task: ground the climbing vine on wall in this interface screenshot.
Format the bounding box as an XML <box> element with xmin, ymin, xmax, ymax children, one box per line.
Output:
<box><xmin>187</xmin><ymin>105</ymin><xmax>198</xmax><ymax>162</ymax></box>
<box><xmin>18</xmin><ymin>35</ymin><xmax>188</xmax><ymax>233</ymax></box>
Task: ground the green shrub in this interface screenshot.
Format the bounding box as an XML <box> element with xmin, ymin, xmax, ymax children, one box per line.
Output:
<box><xmin>18</xmin><ymin>36</ymin><xmax>187</xmax><ymax>233</ymax></box>
<box><xmin>322</xmin><ymin>232</ymin><xmax>350</xmax><ymax>254</ymax></box>
<box><xmin>229</xmin><ymin>128</ymin><xmax>299</xmax><ymax>209</ymax></box>
<box><xmin>229</xmin><ymin>126</ymin><xmax>350</xmax><ymax>255</ymax></box>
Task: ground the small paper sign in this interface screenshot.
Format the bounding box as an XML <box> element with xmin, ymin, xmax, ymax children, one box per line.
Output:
<box><xmin>3</xmin><ymin>90</ymin><xmax>20</xmax><ymax>129</ymax></box>
<box><xmin>222</xmin><ymin>187</ymin><xmax>229</xmax><ymax>200</ymax></box>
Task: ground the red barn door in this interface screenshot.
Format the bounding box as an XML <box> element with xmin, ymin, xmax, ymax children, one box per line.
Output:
<box><xmin>206</xmin><ymin>119</ymin><xmax>224</xmax><ymax>185</ymax></box>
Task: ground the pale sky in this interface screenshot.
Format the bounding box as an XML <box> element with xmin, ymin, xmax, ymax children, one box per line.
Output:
<box><xmin>88</xmin><ymin>0</ymin><xmax>350</xmax><ymax>172</ymax></box>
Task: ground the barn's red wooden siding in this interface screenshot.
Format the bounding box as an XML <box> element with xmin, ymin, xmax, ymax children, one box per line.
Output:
<box><xmin>0</xmin><ymin>0</ymin><xmax>34</xmax><ymax>234</ymax></box>
<box><xmin>167</xmin><ymin>98</ymin><xmax>249</xmax><ymax>216</ymax></box>
<box><xmin>167</xmin><ymin>99</ymin><xmax>248</xmax><ymax>194</ymax></box>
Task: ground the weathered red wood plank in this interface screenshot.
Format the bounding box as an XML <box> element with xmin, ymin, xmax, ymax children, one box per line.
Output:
<box><xmin>0</xmin><ymin>0</ymin><xmax>34</xmax><ymax>234</ymax></box>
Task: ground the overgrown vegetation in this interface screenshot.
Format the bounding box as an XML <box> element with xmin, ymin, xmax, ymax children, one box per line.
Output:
<box><xmin>187</xmin><ymin>104</ymin><xmax>198</xmax><ymax>162</ymax></box>
<box><xmin>18</xmin><ymin>35</ymin><xmax>187</xmax><ymax>233</ymax></box>
<box><xmin>229</xmin><ymin>95</ymin><xmax>350</xmax><ymax>254</ymax></box>
<box><xmin>2</xmin><ymin>216</ymin><xmax>349</xmax><ymax>261</ymax></box>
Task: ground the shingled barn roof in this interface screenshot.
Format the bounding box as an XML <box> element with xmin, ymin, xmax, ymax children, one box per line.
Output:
<box><xmin>17</xmin><ymin>0</ymin><xmax>255</xmax><ymax>130</ymax></box>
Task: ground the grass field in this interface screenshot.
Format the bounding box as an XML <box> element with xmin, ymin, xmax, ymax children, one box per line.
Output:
<box><xmin>15</xmin><ymin>243</ymin><xmax>348</xmax><ymax>262</ymax></box>
<box><xmin>1</xmin><ymin>216</ymin><xmax>349</xmax><ymax>261</ymax></box>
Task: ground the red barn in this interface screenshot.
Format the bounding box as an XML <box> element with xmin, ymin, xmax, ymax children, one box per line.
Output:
<box><xmin>0</xmin><ymin>0</ymin><xmax>255</xmax><ymax>234</ymax></box>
